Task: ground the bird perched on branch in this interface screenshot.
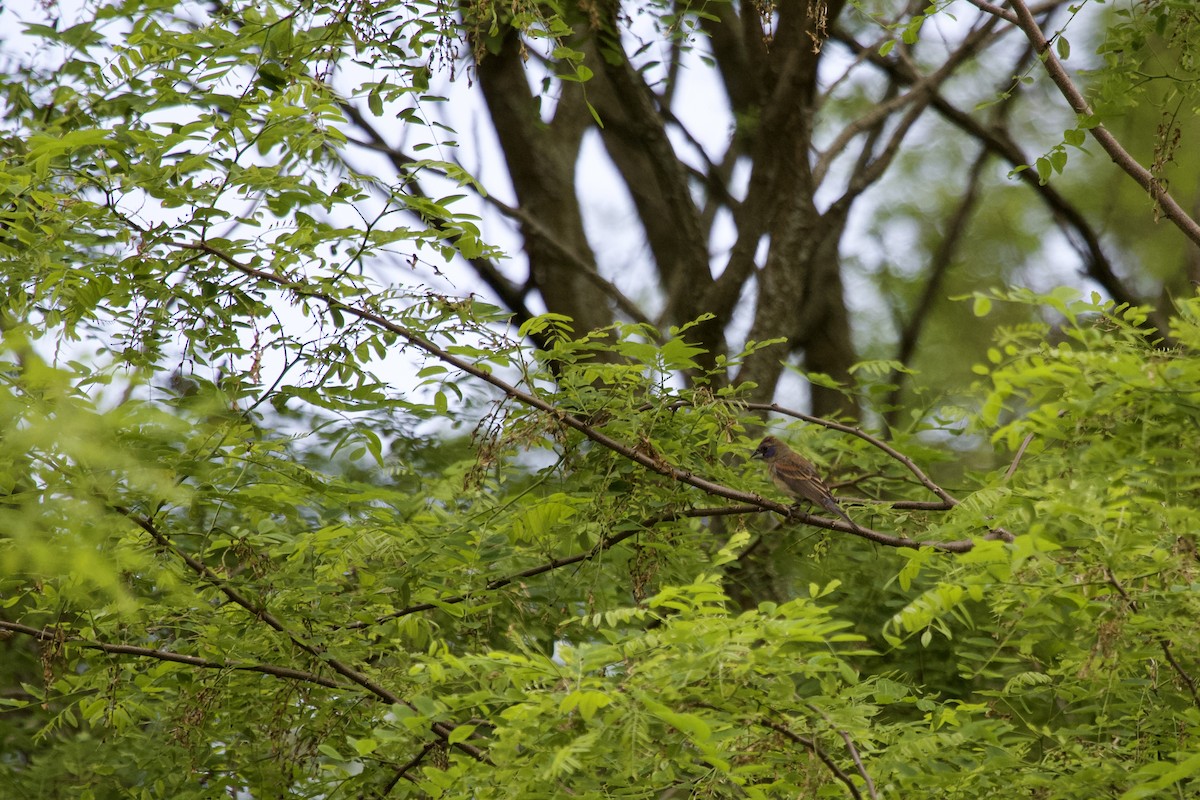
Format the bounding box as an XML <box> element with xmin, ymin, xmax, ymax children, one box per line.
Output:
<box><xmin>751</xmin><ymin>436</ymin><xmax>862</xmax><ymax>531</ymax></box>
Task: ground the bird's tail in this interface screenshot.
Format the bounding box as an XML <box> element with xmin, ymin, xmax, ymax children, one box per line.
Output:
<box><xmin>821</xmin><ymin>497</ymin><xmax>863</xmax><ymax>533</ymax></box>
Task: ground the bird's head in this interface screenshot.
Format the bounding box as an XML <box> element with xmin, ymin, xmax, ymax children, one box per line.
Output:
<box><xmin>751</xmin><ymin>436</ymin><xmax>782</xmax><ymax>461</ymax></box>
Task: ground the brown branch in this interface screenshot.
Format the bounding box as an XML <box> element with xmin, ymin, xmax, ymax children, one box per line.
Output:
<box><xmin>172</xmin><ymin>238</ymin><xmax>977</xmax><ymax>551</ymax></box>
<box><xmin>1158</xmin><ymin>640</ymin><xmax>1200</xmax><ymax>712</ymax></box>
<box><xmin>825</xmin><ymin>12</ymin><xmax>1004</xmax><ymax>212</ymax></box>
<box><xmin>348</xmin><ymin>66</ymin><xmax>653</xmax><ymax>329</ymax></box>
<box><xmin>1003</xmin><ymin>433</ymin><xmax>1036</xmax><ymax>480</ymax></box>
<box><xmin>352</xmin><ymin>505</ymin><xmax>793</xmax><ymax>630</ymax></box>
<box><xmin>469</xmin><ymin>190</ymin><xmax>654</xmax><ymax>327</ymax></box>
<box><xmin>886</xmin><ymin>144</ymin><xmax>989</xmax><ymax>421</ymax></box>
<box><xmin>339</xmin><ymin>101</ymin><xmax>543</xmax><ymax>339</ymax></box>
<box><xmin>966</xmin><ymin>0</ymin><xmax>1017</xmax><ymax>23</ymax></box>
<box><xmin>746</xmin><ymin>402</ymin><xmax>958</xmax><ymax>505</ymax></box>
<box><xmin>831</xmin><ymin>25</ymin><xmax>1170</xmax><ymax>337</ymax></box>
<box><xmin>747</xmin><ymin>403</ymin><xmax>1017</xmax><ymax>543</ymax></box>
<box><xmin>972</xmin><ymin>0</ymin><xmax>1200</xmax><ymax>245</ymax></box>
<box><xmin>1104</xmin><ymin>568</ymin><xmax>1200</xmax><ymax>710</ymax></box>
<box><xmin>378</xmin><ymin>742</ymin><xmax>440</xmax><ymax>795</ymax></box>
<box><xmin>121</xmin><ymin>509</ymin><xmax>492</xmax><ymax>764</ymax></box>
<box><xmin>805</xmin><ymin>703</ymin><xmax>877</xmax><ymax>800</ymax></box>
<box><xmin>815</xmin><ymin>9</ymin><xmax>1000</xmax><ymax>186</ymax></box>
<box><xmin>760</xmin><ymin>718</ymin><xmax>863</xmax><ymax>800</ymax></box>
<box><xmin>0</xmin><ymin>620</ymin><xmax>343</xmax><ymax>690</ymax></box>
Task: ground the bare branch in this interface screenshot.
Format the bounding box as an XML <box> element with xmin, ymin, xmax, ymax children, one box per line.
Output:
<box><xmin>379</xmin><ymin>742</ymin><xmax>440</xmax><ymax>794</ymax></box>
<box><xmin>1104</xmin><ymin>568</ymin><xmax>1200</xmax><ymax>710</ymax></box>
<box><xmin>884</xmin><ymin>145</ymin><xmax>990</xmax><ymax>421</ymax></box>
<box><xmin>0</xmin><ymin>620</ymin><xmax>343</xmax><ymax>690</ymax></box>
<box><xmin>829</xmin><ymin>26</ymin><xmax>1170</xmax><ymax>336</ymax></box>
<box><xmin>472</xmin><ymin>191</ymin><xmax>655</xmax><ymax>328</ymax></box>
<box><xmin>816</xmin><ymin>12</ymin><xmax>1003</xmax><ymax>199</ymax></box>
<box><xmin>759</xmin><ymin>718</ymin><xmax>863</xmax><ymax>800</ymax></box>
<box><xmin>971</xmin><ymin>0</ymin><xmax>1200</xmax><ymax>245</ymax></box>
<box><xmin>806</xmin><ymin>703</ymin><xmax>878</xmax><ymax>800</ymax></box>
<box><xmin>1003</xmin><ymin>433</ymin><xmax>1036</xmax><ymax>480</ymax></box>
<box><xmin>965</xmin><ymin>0</ymin><xmax>1017</xmax><ymax>23</ymax></box>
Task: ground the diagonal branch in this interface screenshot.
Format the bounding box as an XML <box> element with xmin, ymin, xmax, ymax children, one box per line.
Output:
<box><xmin>173</xmin><ymin>238</ymin><xmax>976</xmax><ymax>551</ymax></box>
<box><xmin>472</xmin><ymin>191</ymin><xmax>655</xmax><ymax>328</ymax></box>
<box><xmin>157</xmin><ymin>236</ymin><xmax>1001</xmax><ymax>552</ymax></box>
<box><xmin>347</xmin><ymin>89</ymin><xmax>654</xmax><ymax>327</ymax></box>
<box><xmin>806</xmin><ymin>702</ymin><xmax>878</xmax><ymax>800</ymax></box>
<box><xmin>759</xmin><ymin>718</ymin><xmax>864</xmax><ymax>800</ymax></box>
<box><xmin>746</xmin><ymin>402</ymin><xmax>957</xmax><ymax>505</ymax></box>
<box><xmin>819</xmin><ymin>12</ymin><xmax>1004</xmax><ymax>210</ymax></box>
<box><xmin>1104</xmin><ymin>568</ymin><xmax>1200</xmax><ymax>711</ymax></box>
<box><xmin>884</xmin><ymin>144</ymin><xmax>990</xmax><ymax>421</ymax></box>
<box><xmin>830</xmin><ymin>26</ymin><xmax>1170</xmax><ymax>336</ymax></box>
<box><xmin>968</xmin><ymin>0</ymin><xmax>1200</xmax><ymax>245</ymax></box>
<box><xmin>339</xmin><ymin>102</ymin><xmax>547</xmax><ymax>344</ymax></box>
<box><xmin>747</xmin><ymin>401</ymin><xmax>1016</xmax><ymax>543</ymax></box>
<box><xmin>120</xmin><ymin>509</ymin><xmax>492</xmax><ymax>763</ymax></box>
<box><xmin>348</xmin><ymin>505</ymin><xmax>754</xmax><ymax>629</ymax></box>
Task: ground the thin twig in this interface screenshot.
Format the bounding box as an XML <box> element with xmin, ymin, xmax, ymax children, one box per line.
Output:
<box><xmin>746</xmin><ymin>402</ymin><xmax>958</xmax><ymax>505</ymax></box>
<box><xmin>378</xmin><ymin>742</ymin><xmax>440</xmax><ymax>795</ymax></box>
<box><xmin>121</xmin><ymin>509</ymin><xmax>492</xmax><ymax>763</ymax></box>
<box><xmin>0</xmin><ymin>620</ymin><xmax>343</xmax><ymax>690</ymax></box>
<box><xmin>748</xmin><ymin>403</ymin><xmax>1016</xmax><ymax>543</ymax></box>
<box><xmin>1003</xmin><ymin>433</ymin><xmax>1036</xmax><ymax>480</ymax></box>
<box><xmin>348</xmin><ymin>506</ymin><xmax>748</xmax><ymax>628</ymax></box>
<box><xmin>759</xmin><ymin>718</ymin><xmax>863</xmax><ymax>800</ymax></box>
<box><xmin>806</xmin><ymin>703</ymin><xmax>878</xmax><ymax>800</ymax></box>
<box><xmin>816</xmin><ymin>12</ymin><xmax>999</xmax><ymax>185</ymax></box>
<box><xmin>830</xmin><ymin>24</ymin><xmax>1172</xmax><ymax>338</ymax></box>
<box><xmin>971</xmin><ymin>0</ymin><xmax>1200</xmax><ymax>245</ymax></box>
<box><xmin>1104</xmin><ymin>568</ymin><xmax>1200</xmax><ymax>710</ymax></box>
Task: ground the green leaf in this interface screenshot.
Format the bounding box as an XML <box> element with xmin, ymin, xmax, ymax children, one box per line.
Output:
<box><xmin>447</xmin><ymin>724</ymin><xmax>477</xmax><ymax>744</ymax></box>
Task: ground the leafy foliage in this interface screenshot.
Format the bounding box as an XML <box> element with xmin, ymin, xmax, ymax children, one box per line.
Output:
<box><xmin>3</xmin><ymin>0</ymin><xmax>1200</xmax><ymax>798</ymax></box>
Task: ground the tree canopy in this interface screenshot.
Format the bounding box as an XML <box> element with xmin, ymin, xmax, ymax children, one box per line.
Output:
<box><xmin>2</xmin><ymin>0</ymin><xmax>1200</xmax><ymax>797</ymax></box>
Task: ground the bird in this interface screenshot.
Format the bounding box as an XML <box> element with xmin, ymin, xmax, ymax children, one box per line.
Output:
<box><xmin>751</xmin><ymin>435</ymin><xmax>862</xmax><ymax>531</ymax></box>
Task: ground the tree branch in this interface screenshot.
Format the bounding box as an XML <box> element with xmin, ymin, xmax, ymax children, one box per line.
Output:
<box><xmin>1104</xmin><ymin>568</ymin><xmax>1200</xmax><ymax>711</ymax></box>
<box><xmin>831</xmin><ymin>25</ymin><xmax>1170</xmax><ymax>336</ymax></box>
<box><xmin>827</xmin><ymin>13</ymin><xmax>1003</xmax><ymax>214</ymax></box>
<box><xmin>378</xmin><ymin>742</ymin><xmax>440</xmax><ymax>795</ymax></box>
<box><xmin>120</xmin><ymin>509</ymin><xmax>492</xmax><ymax>763</ymax></box>
<box><xmin>339</xmin><ymin>102</ymin><xmax>544</xmax><ymax>339</ymax></box>
<box><xmin>970</xmin><ymin>0</ymin><xmax>1200</xmax><ymax>245</ymax></box>
<box><xmin>348</xmin><ymin>506</ymin><xmax>752</xmax><ymax>629</ymax></box>
<box><xmin>885</xmin><ymin>144</ymin><xmax>989</xmax><ymax>421</ymax></box>
<box><xmin>746</xmin><ymin>402</ymin><xmax>1017</xmax><ymax>543</ymax></box>
<box><xmin>746</xmin><ymin>402</ymin><xmax>957</xmax><ymax>505</ymax></box>
<box><xmin>0</xmin><ymin>619</ymin><xmax>344</xmax><ymax>690</ymax></box>
<box><xmin>162</xmin><ymin>238</ymin><xmax>992</xmax><ymax>552</ymax></box>
<box><xmin>806</xmin><ymin>703</ymin><xmax>878</xmax><ymax>800</ymax></box>
<box><xmin>759</xmin><ymin>718</ymin><xmax>863</xmax><ymax>800</ymax></box>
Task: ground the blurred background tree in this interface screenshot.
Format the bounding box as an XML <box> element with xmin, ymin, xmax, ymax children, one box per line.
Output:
<box><xmin>340</xmin><ymin>0</ymin><xmax>1200</xmax><ymax>417</ymax></box>
<box><xmin>3</xmin><ymin>0</ymin><xmax>1200</xmax><ymax>797</ymax></box>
